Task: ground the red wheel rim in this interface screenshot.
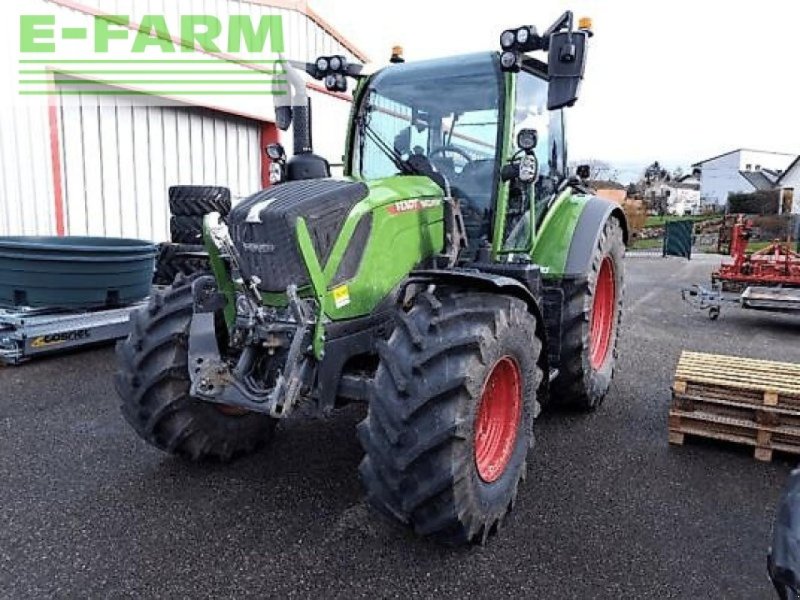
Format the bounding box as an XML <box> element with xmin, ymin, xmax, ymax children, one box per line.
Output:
<box><xmin>589</xmin><ymin>257</ymin><xmax>616</xmax><ymax>370</ymax></box>
<box><xmin>474</xmin><ymin>357</ymin><xmax>522</xmax><ymax>483</ymax></box>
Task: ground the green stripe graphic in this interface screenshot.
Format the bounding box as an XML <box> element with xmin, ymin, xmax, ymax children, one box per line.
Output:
<box><xmin>20</xmin><ymin>90</ymin><xmax>287</xmax><ymax>96</ymax></box>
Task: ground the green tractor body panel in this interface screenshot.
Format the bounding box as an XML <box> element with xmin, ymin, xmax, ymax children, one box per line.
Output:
<box><xmin>490</xmin><ymin>71</ymin><xmax>518</xmax><ymax>259</ymax></box>
<box><xmin>316</xmin><ymin>176</ymin><xmax>444</xmax><ymax>320</ymax></box>
<box><xmin>531</xmin><ymin>189</ymin><xmax>591</xmax><ymax>278</ymax></box>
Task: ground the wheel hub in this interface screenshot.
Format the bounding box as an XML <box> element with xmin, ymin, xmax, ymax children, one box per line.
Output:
<box><xmin>474</xmin><ymin>356</ymin><xmax>522</xmax><ymax>483</ymax></box>
<box><xmin>589</xmin><ymin>257</ymin><xmax>616</xmax><ymax>369</ymax></box>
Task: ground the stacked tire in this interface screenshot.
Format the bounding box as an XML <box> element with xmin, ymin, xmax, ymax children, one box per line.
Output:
<box><xmin>153</xmin><ymin>186</ymin><xmax>232</xmax><ymax>285</ymax></box>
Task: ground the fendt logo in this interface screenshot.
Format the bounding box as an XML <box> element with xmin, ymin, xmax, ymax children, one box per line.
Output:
<box><xmin>388</xmin><ymin>198</ymin><xmax>442</xmax><ymax>215</ymax></box>
<box><xmin>20</xmin><ymin>14</ymin><xmax>284</xmax><ymax>55</ymax></box>
<box><xmin>15</xmin><ymin>7</ymin><xmax>291</xmax><ymax>100</ymax></box>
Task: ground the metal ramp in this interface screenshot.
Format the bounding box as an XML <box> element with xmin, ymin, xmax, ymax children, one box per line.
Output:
<box><xmin>0</xmin><ymin>302</ymin><xmax>146</xmax><ymax>365</ymax></box>
<box><xmin>741</xmin><ymin>286</ymin><xmax>800</xmax><ymax>312</ymax></box>
<box><xmin>682</xmin><ymin>284</ymin><xmax>800</xmax><ymax>320</ymax></box>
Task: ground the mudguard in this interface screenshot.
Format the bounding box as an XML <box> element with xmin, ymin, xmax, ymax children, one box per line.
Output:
<box><xmin>564</xmin><ymin>196</ymin><xmax>628</xmax><ymax>276</ymax></box>
<box><xmin>533</xmin><ymin>190</ymin><xmax>628</xmax><ymax>279</ymax></box>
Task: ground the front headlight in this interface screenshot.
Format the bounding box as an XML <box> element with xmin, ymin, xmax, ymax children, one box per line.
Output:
<box><xmin>518</xmin><ymin>154</ymin><xmax>539</xmax><ymax>183</ymax></box>
<box><xmin>500</xmin><ymin>30</ymin><xmax>516</xmax><ymax>50</ymax></box>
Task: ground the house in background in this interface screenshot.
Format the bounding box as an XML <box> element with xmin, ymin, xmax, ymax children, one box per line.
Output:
<box><xmin>692</xmin><ymin>148</ymin><xmax>797</xmax><ymax>207</ymax></box>
<box><xmin>777</xmin><ymin>157</ymin><xmax>800</xmax><ymax>214</ymax></box>
<box><xmin>642</xmin><ymin>177</ymin><xmax>701</xmax><ymax>216</ymax></box>
<box><xmin>666</xmin><ymin>179</ymin><xmax>701</xmax><ymax>215</ymax></box>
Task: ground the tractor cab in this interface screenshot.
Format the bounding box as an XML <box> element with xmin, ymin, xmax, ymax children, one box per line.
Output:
<box><xmin>349</xmin><ymin>52</ymin><xmax>506</xmax><ymax>248</ymax></box>
<box><xmin>346</xmin><ymin>51</ymin><xmax>571</xmax><ymax>255</ymax></box>
<box><xmin>281</xmin><ymin>10</ymin><xmax>594</xmax><ymax>260</ymax></box>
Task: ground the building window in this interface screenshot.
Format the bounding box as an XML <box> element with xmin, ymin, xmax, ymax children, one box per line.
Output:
<box><xmin>745</xmin><ymin>164</ymin><xmax>752</xmax><ymax>171</ymax></box>
<box><xmin>755</xmin><ymin>164</ymin><xmax>761</xmax><ymax>170</ymax></box>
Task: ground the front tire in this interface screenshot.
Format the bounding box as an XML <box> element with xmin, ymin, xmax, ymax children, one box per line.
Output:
<box><xmin>551</xmin><ymin>216</ymin><xmax>625</xmax><ymax>410</ymax></box>
<box><xmin>115</xmin><ymin>274</ymin><xmax>276</xmax><ymax>461</ymax></box>
<box><xmin>358</xmin><ymin>288</ymin><xmax>543</xmax><ymax>545</ymax></box>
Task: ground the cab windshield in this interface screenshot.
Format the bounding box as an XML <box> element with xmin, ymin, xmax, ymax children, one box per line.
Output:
<box><xmin>352</xmin><ymin>53</ymin><xmax>504</xmax><ymax>224</ymax></box>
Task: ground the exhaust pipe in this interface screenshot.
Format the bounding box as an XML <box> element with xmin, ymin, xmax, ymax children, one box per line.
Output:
<box><xmin>272</xmin><ymin>58</ymin><xmax>329</xmax><ymax>180</ymax></box>
<box><xmin>280</xmin><ymin>60</ymin><xmax>312</xmax><ymax>154</ymax></box>
<box><xmin>274</xmin><ymin>58</ymin><xmax>312</xmax><ymax>155</ymax></box>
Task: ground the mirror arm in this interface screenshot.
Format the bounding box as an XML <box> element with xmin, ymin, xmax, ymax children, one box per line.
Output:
<box><xmin>543</xmin><ymin>10</ymin><xmax>574</xmax><ymax>40</ymax></box>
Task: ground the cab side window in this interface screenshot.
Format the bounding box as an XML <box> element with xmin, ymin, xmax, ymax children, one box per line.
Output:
<box><xmin>514</xmin><ymin>71</ymin><xmax>565</xmax><ymax>179</ymax></box>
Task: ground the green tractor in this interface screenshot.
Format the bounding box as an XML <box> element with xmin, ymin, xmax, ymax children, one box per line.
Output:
<box><xmin>116</xmin><ymin>11</ymin><xmax>626</xmax><ymax>545</ymax></box>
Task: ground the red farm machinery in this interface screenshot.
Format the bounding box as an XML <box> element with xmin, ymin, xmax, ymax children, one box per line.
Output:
<box><xmin>683</xmin><ymin>215</ymin><xmax>800</xmax><ymax>319</ymax></box>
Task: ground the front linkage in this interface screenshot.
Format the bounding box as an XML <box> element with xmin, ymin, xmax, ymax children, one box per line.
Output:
<box><xmin>187</xmin><ymin>213</ymin><xmax>318</xmax><ymax>419</ymax></box>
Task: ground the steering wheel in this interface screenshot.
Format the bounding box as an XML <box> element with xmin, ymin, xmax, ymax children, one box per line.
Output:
<box><xmin>429</xmin><ymin>145</ymin><xmax>473</xmax><ymax>175</ymax></box>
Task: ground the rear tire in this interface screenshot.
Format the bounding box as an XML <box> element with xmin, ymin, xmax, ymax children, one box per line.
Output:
<box><xmin>550</xmin><ymin>216</ymin><xmax>625</xmax><ymax>410</ymax></box>
<box><xmin>115</xmin><ymin>274</ymin><xmax>276</xmax><ymax>461</ymax></box>
<box><xmin>358</xmin><ymin>288</ymin><xmax>543</xmax><ymax>545</ymax></box>
<box><xmin>169</xmin><ymin>185</ymin><xmax>232</xmax><ymax>217</ymax></box>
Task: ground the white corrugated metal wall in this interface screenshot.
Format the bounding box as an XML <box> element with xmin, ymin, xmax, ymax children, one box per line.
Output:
<box><xmin>0</xmin><ymin>101</ymin><xmax>57</xmax><ymax>237</ymax></box>
<box><xmin>0</xmin><ymin>0</ymin><xmax>361</xmax><ymax>240</ymax></box>
<box><xmin>57</xmin><ymin>83</ymin><xmax>262</xmax><ymax>240</ymax></box>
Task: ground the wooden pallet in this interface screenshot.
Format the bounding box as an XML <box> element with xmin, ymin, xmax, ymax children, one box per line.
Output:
<box><xmin>669</xmin><ymin>351</ymin><xmax>800</xmax><ymax>462</ymax></box>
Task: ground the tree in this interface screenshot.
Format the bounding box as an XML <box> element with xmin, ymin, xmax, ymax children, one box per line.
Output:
<box><xmin>643</xmin><ymin>161</ymin><xmax>669</xmax><ymax>184</ymax></box>
<box><xmin>641</xmin><ymin>161</ymin><xmax>670</xmax><ymax>216</ymax></box>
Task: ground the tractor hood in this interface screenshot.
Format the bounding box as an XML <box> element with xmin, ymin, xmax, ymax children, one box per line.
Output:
<box><xmin>228</xmin><ymin>176</ymin><xmax>443</xmax><ymax>294</ymax></box>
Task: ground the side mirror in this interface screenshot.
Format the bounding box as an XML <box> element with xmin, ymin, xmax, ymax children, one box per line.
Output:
<box><xmin>394</xmin><ymin>127</ymin><xmax>412</xmax><ymax>155</ymax></box>
<box><xmin>576</xmin><ymin>164</ymin><xmax>591</xmax><ymax>180</ymax></box>
<box><xmin>547</xmin><ymin>30</ymin><xmax>588</xmax><ymax>110</ymax></box>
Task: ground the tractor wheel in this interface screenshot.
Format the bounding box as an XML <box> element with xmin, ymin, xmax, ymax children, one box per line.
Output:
<box><xmin>169</xmin><ymin>185</ymin><xmax>232</xmax><ymax>217</ymax></box>
<box><xmin>153</xmin><ymin>244</ymin><xmax>210</xmax><ymax>285</ymax></box>
<box><xmin>115</xmin><ymin>274</ymin><xmax>276</xmax><ymax>461</ymax></box>
<box><xmin>170</xmin><ymin>215</ymin><xmax>205</xmax><ymax>244</ymax></box>
<box><xmin>551</xmin><ymin>216</ymin><xmax>625</xmax><ymax>410</ymax></box>
<box><xmin>358</xmin><ymin>289</ymin><xmax>543</xmax><ymax>545</ymax></box>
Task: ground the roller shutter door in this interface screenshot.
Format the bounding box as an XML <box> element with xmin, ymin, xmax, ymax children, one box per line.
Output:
<box><xmin>56</xmin><ymin>82</ymin><xmax>264</xmax><ymax>241</ymax></box>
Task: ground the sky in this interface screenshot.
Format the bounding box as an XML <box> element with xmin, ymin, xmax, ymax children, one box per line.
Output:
<box><xmin>311</xmin><ymin>0</ymin><xmax>800</xmax><ymax>182</ymax></box>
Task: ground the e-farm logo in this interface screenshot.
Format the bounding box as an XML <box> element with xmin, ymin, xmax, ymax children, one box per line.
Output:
<box><xmin>17</xmin><ymin>11</ymin><xmax>290</xmax><ymax>99</ymax></box>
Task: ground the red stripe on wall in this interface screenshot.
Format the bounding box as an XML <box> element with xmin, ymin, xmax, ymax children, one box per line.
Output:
<box><xmin>261</xmin><ymin>122</ymin><xmax>280</xmax><ymax>188</ymax></box>
<box><xmin>47</xmin><ymin>95</ymin><xmax>66</xmax><ymax>236</ymax></box>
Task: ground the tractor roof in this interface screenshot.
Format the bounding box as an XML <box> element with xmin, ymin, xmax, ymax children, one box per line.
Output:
<box><xmin>369</xmin><ymin>52</ymin><xmax>503</xmax><ymax>112</ymax></box>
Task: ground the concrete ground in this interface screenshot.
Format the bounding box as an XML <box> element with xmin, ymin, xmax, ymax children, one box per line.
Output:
<box><xmin>2</xmin><ymin>255</ymin><xmax>800</xmax><ymax>599</ymax></box>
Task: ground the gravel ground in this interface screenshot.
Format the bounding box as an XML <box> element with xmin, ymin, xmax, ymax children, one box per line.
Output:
<box><xmin>2</xmin><ymin>255</ymin><xmax>800</xmax><ymax>599</ymax></box>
